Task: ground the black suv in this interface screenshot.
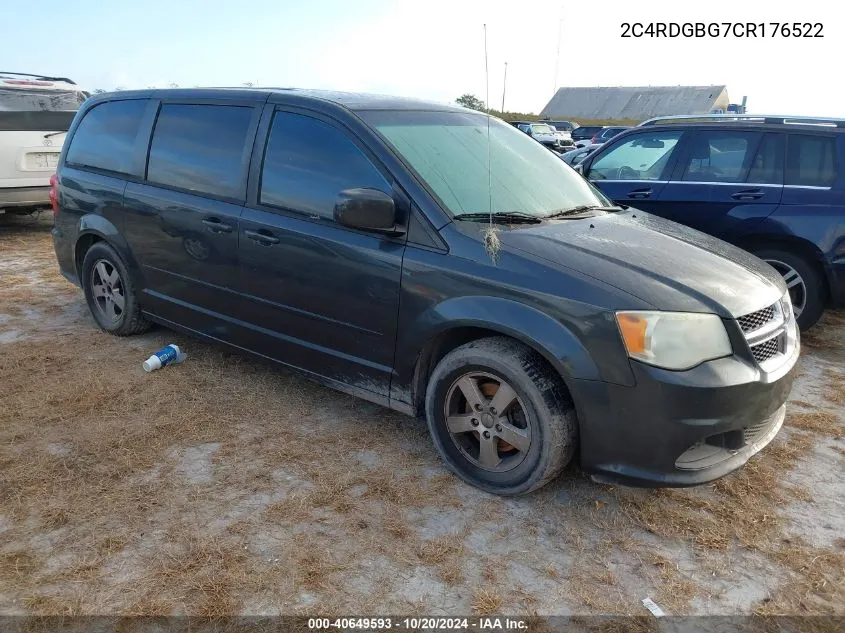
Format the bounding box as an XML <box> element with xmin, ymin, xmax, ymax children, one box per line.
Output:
<box><xmin>52</xmin><ymin>89</ymin><xmax>798</xmax><ymax>494</ymax></box>
<box><xmin>578</xmin><ymin>114</ymin><xmax>845</xmax><ymax>329</ymax></box>
<box><xmin>572</xmin><ymin>125</ymin><xmax>602</xmax><ymax>143</ymax></box>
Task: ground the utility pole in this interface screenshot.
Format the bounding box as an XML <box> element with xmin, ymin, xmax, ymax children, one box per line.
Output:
<box><xmin>552</xmin><ymin>3</ymin><xmax>566</xmax><ymax>99</ymax></box>
<box><xmin>553</xmin><ymin>17</ymin><xmax>563</xmax><ymax>97</ymax></box>
<box><xmin>501</xmin><ymin>62</ymin><xmax>508</xmax><ymax>112</ymax></box>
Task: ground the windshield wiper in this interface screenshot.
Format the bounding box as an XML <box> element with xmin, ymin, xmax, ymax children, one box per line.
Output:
<box><xmin>544</xmin><ymin>205</ymin><xmax>622</xmax><ymax>219</ymax></box>
<box><xmin>455</xmin><ymin>211</ymin><xmax>542</xmax><ymax>224</ymax></box>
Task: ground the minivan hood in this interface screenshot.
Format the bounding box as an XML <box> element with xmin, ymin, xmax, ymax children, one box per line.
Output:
<box><xmin>499</xmin><ymin>210</ymin><xmax>785</xmax><ymax>317</ymax></box>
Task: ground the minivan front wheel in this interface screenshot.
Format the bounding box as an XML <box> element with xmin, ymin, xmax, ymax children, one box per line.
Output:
<box><xmin>754</xmin><ymin>248</ymin><xmax>825</xmax><ymax>330</ymax></box>
<box><xmin>425</xmin><ymin>337</ymin><xmax>577</xmax><ymax>495</ymax></box>
<box><xmin>81</xmin><ymin>242</ymin><xmax>151</xmax><ymax>336</ymax></box>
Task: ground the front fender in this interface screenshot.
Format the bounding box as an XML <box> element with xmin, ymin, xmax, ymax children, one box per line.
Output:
<box><xmin>392</xmin><ymin>295</ymin><xmax>634</xmax><ymax>411</ymax></box>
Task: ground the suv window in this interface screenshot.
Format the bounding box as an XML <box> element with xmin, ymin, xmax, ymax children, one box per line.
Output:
<box><xmin>588</xmin><ymin>131</ymin><xmax>682</xmax><ymax>181</ymax></box>
<box><xmin>66</xmin><ymin>99</ymin><xmax>147</xmax><ymax>175</ymax></box>
<box><xmin>787</xmin><ymin>134</ymin><xmax>837</xmax><ymax>187</ymax></box>
<box><xmin>260</xmin><ymin>111</ymin><xmax>390</xmax><ymax>220</ymax></box>
<box><xmin>682</xmin><ymin>131</ymin><xmax>760</xmax><ymax>183</ymax></box>
<box><xmin>147</xmin><ymin>104</ymin><xmax>253</xmax><ymax>199</ymax></box>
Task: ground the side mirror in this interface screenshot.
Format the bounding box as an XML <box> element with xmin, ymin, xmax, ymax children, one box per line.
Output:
<box><xmin>574</xmin><ymin>163</ymin><xmax>585</xmax><ymax>174</ymax></box>
<box><xmin>334</xmin><ymin>188</ymin><xmax>401</xmax><ymax>234</ymax></box>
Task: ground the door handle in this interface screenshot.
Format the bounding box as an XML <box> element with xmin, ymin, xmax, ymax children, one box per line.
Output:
<box><xmin>627</xmin><ymin>188</ymin><xmax>652</xmax><ymax>199</ymax></box>
<box><xmin>202</xmin><ymin>218</ymin><xmax>233</xmax><ymax>233</ymax></box>
<box><xmin>731</xmin><ymin>190</ymin><xmax>765</xmax><ymax>201</ymax></box>
<box><xmin>244</xmin><ymin>229</ymin><xmax>280</xmax><ymax>245</ymax></box>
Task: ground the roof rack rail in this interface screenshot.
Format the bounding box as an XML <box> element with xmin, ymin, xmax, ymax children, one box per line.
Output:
<box><xmin>638</xmin><ymin>114</ymin><xmax>845</xmax><ymax>128</ymax></box>
<box><xmin>0</xmin><ymin>71</ymin><xmax>77</xmax><ymax>85</ymax></box>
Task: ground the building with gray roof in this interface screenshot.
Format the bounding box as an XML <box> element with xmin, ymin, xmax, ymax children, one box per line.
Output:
<box><xmin>540</xmin><ymin>85</ymin><xmax>731</xmax><ymax>121</ymax></box>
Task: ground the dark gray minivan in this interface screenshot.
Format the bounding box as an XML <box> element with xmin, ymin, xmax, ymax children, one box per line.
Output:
<box><xmin>51</xmin><ymin>89</ymin><xmax>799</xmax><ymax>494</ymax></box>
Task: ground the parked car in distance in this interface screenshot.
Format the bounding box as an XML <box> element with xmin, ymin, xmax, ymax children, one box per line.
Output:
<box><xmin>517</xmin><ymin>122</ymin><xmax>563</xmax><ymax>151</ymax></box>
<box><xmin>0</xmin><ymin>72</ymin><xmax>88</xmax><ymax>215</ymax></box>
<box><xmin>572</xmin><ymin>125</ymin><xmax>603</xmax><ymax>145</ymax></box>
<box><xmin>591</xmin><ymin>126</ymin><xmax>633</xmax><ymax>144</ymax></box>
<box><xmin>577</xmin><ymin>114</ymin><xmax>845</xmax><ymax>329</ymax></box>
<box><xmin>53</xmin><ymin>89</ymin><xmax>798</xmax><ymax>495</ymax></box>
<box><xmin>560</xmin><ymin>143</ymin><xmax>600</xmax><ymax>166</ymax></box>
<box><xmin>548</xmin><ymin>125</ymin><xmax>574</xmax><ymax>148</ymax></box>
<box><xmin>543</xmin><ymin>119</ymin><xmax>579</xmax><ymax>133</ymax></box>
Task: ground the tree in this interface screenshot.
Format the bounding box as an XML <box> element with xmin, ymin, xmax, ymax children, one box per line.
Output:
<box><xmin>92</xmin><ymin>89</ymin><xmax>107</xmax><ymax>94</ymax></box>
<box><xmin>455</xmin><ymin>94</ymin><xmax>485</xmax><ymax>111</ymax></box>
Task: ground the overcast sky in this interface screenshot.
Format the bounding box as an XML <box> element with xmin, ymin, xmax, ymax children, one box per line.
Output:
<box><xmin>5</xmin><ymin>0</ymin><xmax>842</xmax><ymax>116</ymax></box>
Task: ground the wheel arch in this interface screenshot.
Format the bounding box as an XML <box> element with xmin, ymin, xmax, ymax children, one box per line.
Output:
<box><xmin>399</xmin><ymin>297</ymin><xmax>602</xmax><ymax>417</ymax></box>
<box><xmin>74</xmin><ymin>215</ymin><xmax>143</xmax><ymax>287</ymax></box>
<box><xmin>739</xmin><ymin>234</ymin><xmax>830</xmax><ymax>302</ymax></box>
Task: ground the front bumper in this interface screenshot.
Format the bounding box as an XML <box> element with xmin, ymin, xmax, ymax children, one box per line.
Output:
<box><xmin>570</xmin><ymin>341</ymin><xmax>799</xmax><ymax>487</ymax></box>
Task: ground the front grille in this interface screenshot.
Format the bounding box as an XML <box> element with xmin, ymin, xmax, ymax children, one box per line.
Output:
<box><xmin>738</xmin><ymin>305</ymin><xmax>775</xmax><ymax>333</ymax></box>
<box><xmin>750</xmin><ymin>335</ymin><xmax>782</xmax><ymax>363</ymax></box>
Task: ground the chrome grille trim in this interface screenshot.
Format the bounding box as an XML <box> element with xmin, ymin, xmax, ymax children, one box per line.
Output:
<box><xmin>737</xmin><ymin>306</ymin><xmax>775</xmax><ymax>333</ymax></box>
<box><xmin>750</xmin><ymin>335</ymin><xmax>782</xmax><ymax>363</ymax></box>
<box><xmin>737</xmin><ymin>300</ymin><xmax>793</xmax><ymax>369</ymax></box>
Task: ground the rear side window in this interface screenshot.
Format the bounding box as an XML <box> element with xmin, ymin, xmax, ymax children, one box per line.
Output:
<box><xmin>259</xmin><ymin>111</ymin><xmax>389</xmax><ymax>220</ymax></box>
<box><xmin>786</xmin><ymin>135</ymin><xmax>837</xmax><ymax>187</ymax></box>
<box><xmin>66</xmin><ymin>100</ymin><xmax>147</xmax><ymax>175</ymax></box>
<box><xmin>147</xmin><ymin>104</ymin><xmax>253</xmax><ymax>199</ymax></box>
<box><xmin>681</xmin><ymin>131</ymin><xmax>760</xmax><ymax>183</ymax></box>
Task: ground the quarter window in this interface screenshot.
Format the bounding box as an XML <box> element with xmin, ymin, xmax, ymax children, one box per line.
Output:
<box><xmin>260</xmin><ymin>112</ymin><xmax>390</xmax><ymax>220</ymax></box>
<box><xmin>786</xmin><ymin>135</ymin><xmax>836</xmax><ymax>187</ymax></box>
<box><xmin>66</xmin><ymin>99</ymin><xmax>147</xmax><ymax>175</ymax></box>
<box><xmin>588</xmin><ymin>131</ymin><xmax>682</xmax><ymax>181</ymax></box>
<box><xmin>147</xmin><ymin>104</ymin><xmax>253</xmax><ymax>199</ymax></box>
<box><xmin>746</xmin><ymin>134</ymin><xmax>784</xmax><ymax>185</ymax></box>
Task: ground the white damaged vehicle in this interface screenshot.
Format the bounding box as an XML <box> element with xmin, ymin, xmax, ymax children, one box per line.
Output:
<box><xmin>0</xmin><ymin>72</ymin><xmax>88</xmax><ymax>215</ymax></box>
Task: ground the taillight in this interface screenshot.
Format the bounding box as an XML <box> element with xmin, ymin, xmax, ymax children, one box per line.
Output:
<box><xmin>49</xmin><ymin>173</ymin><xmax>59</xmax><ymax>216</ymax></box>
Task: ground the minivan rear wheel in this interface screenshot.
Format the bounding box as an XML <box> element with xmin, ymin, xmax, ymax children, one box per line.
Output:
<box><xmin>425</xmin><ymin>337</ymin><xmax>577</xmax><ymax>495</ymax></box>
<box><xmin>81</xmin><ymin>242</ymin><xmax>151</xmax><ymax>336</ymax></box>
<box><xmin>754</xmin><ymin>248</ymin><xmax>825</xmax><ymax>330</ymax></box>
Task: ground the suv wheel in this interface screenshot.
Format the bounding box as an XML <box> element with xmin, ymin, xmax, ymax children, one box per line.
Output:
<box><xmin>81</xmin><ymin>242</ymin><xmax>151</xmax><ymax>336</ymax></box>
<box><xmin>425</xmin><ymin>337</ymin><xmax>577</xmax><ymax>495</ymax></box>
<box><xmin>754</xmin><ymin>248</ymin><xmax>825</xmax><ymax>330</ymax></box>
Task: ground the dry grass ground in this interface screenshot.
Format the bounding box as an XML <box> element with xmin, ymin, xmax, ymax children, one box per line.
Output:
<box><xmin>1</xmin><ymin>213</ymin><xmax>843</xmax><ymax>617</ymax></box>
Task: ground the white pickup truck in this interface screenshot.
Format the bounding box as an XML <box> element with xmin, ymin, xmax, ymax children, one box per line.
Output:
<box><xmin>0</xmin><ymin>73</ymin><xmax>88</xmax><ymax>215</ymax></box>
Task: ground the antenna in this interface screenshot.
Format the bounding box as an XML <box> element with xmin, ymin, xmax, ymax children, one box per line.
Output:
<box><xmin>501</xmin><ymin>61</ymin><xmax>508</xmax><ymax>112</ymax></box>
<box><xmin>484</xmin><ymin>24</ymin><xmax>492</xmax><ymax>221</ymax></box>
<box><xmin>482</xmin><ymin>23</ymin><xmax>500</xmax><ymax>263</ymax></box>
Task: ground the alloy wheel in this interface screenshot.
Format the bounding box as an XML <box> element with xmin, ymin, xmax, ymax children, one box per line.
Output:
<box><xmin>763</xmin><ymin>258</ymin><xmax>807</xmax><ymax>318</ymax></box>
<box><xmin>443</xmin><ymin>371</ymin><xmax>531</xmax><ymax>472</ymax></box>
<box><xmin>90</xmin><ymin>259</ymin><xmax>125</xmax><ymax>323</ymax></box>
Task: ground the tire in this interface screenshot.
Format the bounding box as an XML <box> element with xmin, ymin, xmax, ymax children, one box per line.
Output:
<box><xmin>424</xmin><ymin>337</ymin><xmax>577</xmax><ymax>495</ymax></box>
<box><xmin>753</xmin><ymin>248</ymin><xmax>826</xmax><ymax>330</ymax></box>
<box><xmin>81</xmin><ymin>242</ymin><xmax>151</xmax><ymax>336</ymax></box>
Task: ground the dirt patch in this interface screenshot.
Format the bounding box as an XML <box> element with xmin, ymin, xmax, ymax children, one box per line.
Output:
<box><xmin>1</xmin><ymin>214</ymin><xmax>843</xmax><ymax>617</ymax></box>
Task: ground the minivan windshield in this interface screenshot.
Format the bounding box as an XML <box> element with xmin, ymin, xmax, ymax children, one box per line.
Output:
<box><xmin>360</xmin><ymin>110</ymin><xmax>611</xmax><ymax>218</ymax></box>
<box><xmin>531</xmin><ymin>124</ymin><xmax>555</xmax><ymax>135</ymax></box>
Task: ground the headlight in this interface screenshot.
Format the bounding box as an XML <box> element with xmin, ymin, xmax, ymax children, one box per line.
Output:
<box><xmin>780</xmin><ymin>293</ymin><xmax>799</xmax><ymax>349</ymax></box>
<box><xmin>615</xmin><ymin>311</ymin><xmax>732</xmax><ymax>370</ymax></box>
